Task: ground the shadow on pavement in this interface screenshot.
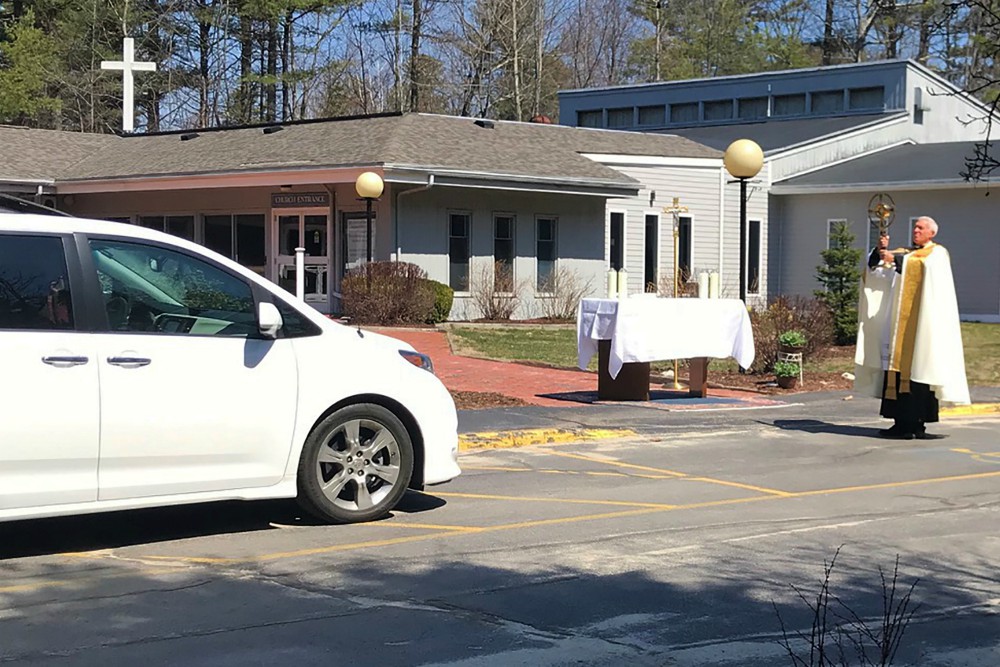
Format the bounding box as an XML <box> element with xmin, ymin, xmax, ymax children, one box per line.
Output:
<box><xmin>0</xmin><ymin>543</ymin><xmax>995</xmax><ymax>665</ymax></box>
<box><xmin>0</xmin><ymin>490</ymin><xmax>445</xmax><ymax>560</ymax></box>
<box><xmin>768</xmin><ymin>419</ymin><xmax>882</xmax><ymax>438</ymax></box>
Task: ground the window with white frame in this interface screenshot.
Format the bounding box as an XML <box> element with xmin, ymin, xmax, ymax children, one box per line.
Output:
<box><xmin>748</xmin><ymin>219</ymin><xmax>761</xmax><ymax>294</ymax></box>
<box><xmin>678</xmin><ymin>215</ymin><xmax>693</xmax><ymax>281</ymax></box>
<box><xmin>644</xmin><ymin>214</ymin><xmax>659</xmax><ymax>292</ymax></box>
<box><xmin>827</xmin><ymin>218</ymin><xmax>848</xmax><ymax>249</ymax></box>
<box><xmin>449</xmin><ymin>212</ymin><xmax>471</xmax><ymax>291</ymax></box>
<box><xmin>536</xmin><ymin>217</ymin><xmax>557</xmax><ymax>291</ymax></box>
<box><xmin>494</xmin><ymin>213</ymin><xmax>516</xmax><ymax>291</ymax></box>
<box><xmin>609</xmin><ymin>211</ymin><xmax>625</xmax><ymax>271</ymax></box>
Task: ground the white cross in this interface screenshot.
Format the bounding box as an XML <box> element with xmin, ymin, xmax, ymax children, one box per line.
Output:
<box><xmin>101</xmin><ymin>37</ymin><xmax>156</xmax><ymax>133</ymax></box>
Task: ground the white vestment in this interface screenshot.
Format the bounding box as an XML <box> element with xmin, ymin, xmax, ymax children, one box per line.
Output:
<box><xmin>854</xmin><ymin>243</ymin><xmax>970</xmax><ymax>406</ymax></box>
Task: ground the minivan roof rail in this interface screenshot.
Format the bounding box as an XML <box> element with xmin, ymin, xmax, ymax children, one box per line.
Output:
<box><xmin>0</xmin><ymin>193</ymin><xmax>73</xmax><ymax>217</ymax></box>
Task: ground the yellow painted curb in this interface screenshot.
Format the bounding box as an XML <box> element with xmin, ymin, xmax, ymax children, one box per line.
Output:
<box><xmin>459</xmin><ymin>428</ymin><xmax>635</xmax><ymax>451</ymax></box>
<box><xmin>940</xmin><ymin>403</ymin><xmax>1000</xmax><ymax>418</ymax></box>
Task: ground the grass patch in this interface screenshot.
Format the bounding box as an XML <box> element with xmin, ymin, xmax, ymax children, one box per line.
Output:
<box><xmin>449</xmin><ymin>326</ymin><xmax>583</xmax><ymax>369</ymax></box>
<box><xmin>449</xmin><ymin>322</ymin><xmax>1000</xmax><ymax>387</ymax></box>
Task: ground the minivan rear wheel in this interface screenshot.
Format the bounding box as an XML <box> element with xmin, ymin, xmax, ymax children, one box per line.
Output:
<box><xmin>297</xmin><ymin>403</ymin><xmax>414</xmax><ymax>524</ymax></box>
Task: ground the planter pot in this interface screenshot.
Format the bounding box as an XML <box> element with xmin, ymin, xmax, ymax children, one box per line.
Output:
<box><xmin>776</xmin><ymin>375</ymin><xmax>798</xmax><ymax>389</ymax></box>
<box><xmin>778</xmin><ymin>344</ymin><xmax>805</xmax><ymax>356</ymax></box>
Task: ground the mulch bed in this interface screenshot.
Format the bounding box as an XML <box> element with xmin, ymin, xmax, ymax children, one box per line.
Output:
<box><xmin>451</xmin><ymin>391</ymin><xmax>532</xmax><ymax>410</ymax></box>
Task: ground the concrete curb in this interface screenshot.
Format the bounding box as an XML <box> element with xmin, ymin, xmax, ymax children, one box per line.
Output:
<box><xmin>459</xmin><ymin>428</ymin><xmax>635</xmax><ymax>451</ymax></box>
<box><xmin>940</xmin><ymin>403</ymin><xmax>1000</xmax><ymax>418</ymax></box>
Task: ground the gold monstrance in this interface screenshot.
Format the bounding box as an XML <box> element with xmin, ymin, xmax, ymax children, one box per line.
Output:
<box><xmin>867</xmin><ymin>192</ymin><xmax>896</xmax><ymax>238</ymax></box>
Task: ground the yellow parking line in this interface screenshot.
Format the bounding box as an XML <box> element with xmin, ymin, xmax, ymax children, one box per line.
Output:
<box><xmin>791</xmin><ymin>470</ymin><xmax>1000</xmax><ymax>497</ymax></box>
<box><xmin>128</xmin><ymin>468</ymin><xmax>1000</xmax><ymax>565</ymax></box>
<box><xmin>540</xmin><ymin>450</ymin><xmax>690</xmax><ymax>478</ymax></box>
<box><xmin>540</xmin><ymin>449</ymin><xmax>791</xmax><ymax>496</ymax></box>
<box><xmin>434</xmin><ymin>491</ymin><xmax>677</xmax><ymax>510</ymax></box>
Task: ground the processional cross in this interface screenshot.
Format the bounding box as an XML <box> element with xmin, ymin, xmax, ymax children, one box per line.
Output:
<box><xmin>662</xmin><ymin>196</ymin><xmax>689</xmax><ymax>390</ymax></box>
<box><xmin>101</xmin><ymin>37</ymin><xmax>157</xmax><ymax>133</ymax></box>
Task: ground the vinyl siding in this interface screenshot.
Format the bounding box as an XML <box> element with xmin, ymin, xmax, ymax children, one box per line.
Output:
<box><xmin>772</xmin><ymin>190</ymin><xmax>1000</xmax><ymax>317</ymax></box>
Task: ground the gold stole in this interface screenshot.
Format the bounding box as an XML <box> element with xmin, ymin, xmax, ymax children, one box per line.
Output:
<box><xmin>885</xmin><ymin>243</ymin><xmax>936</xmax><ymax>398</ymax></box>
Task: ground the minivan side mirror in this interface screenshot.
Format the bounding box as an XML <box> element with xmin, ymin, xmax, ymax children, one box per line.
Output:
<box><xmin>258</xmin><ymin>302</ymin><xmax>284</xmax><ymax>338</ymax></box>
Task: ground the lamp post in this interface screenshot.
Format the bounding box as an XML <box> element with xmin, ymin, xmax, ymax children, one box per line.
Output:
<box><xmin>354</xmin><ymin>171</ymin><xmax>384</xmax><ymax>265</ymax></box>
<box><xmin>722</xmin><ymin>139</ymin><xmax>763</xmax><ymax>304</ymax></box>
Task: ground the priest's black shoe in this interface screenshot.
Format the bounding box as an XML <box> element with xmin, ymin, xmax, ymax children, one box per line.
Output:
<box><xmin>878</xmin><ymin>425</ymin><xmax>914</xmax><ymax>440</ymax></box>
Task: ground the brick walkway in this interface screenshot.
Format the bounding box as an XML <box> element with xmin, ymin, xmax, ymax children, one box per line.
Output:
<box><xmin>378</xmin><ymin>328</ymin><xmax>596</xmax><ymax>407</ymax></box>
<box><xmin>376</xmin><ymin>327</ymin><xmax>774</xmax><ymax>409</ymax></box>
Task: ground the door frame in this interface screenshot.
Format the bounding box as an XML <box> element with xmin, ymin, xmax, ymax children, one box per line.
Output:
<box><xmin>269</xmin><ymin>207</ymin><xmax>332</xmax><ymax>312</ymax></box>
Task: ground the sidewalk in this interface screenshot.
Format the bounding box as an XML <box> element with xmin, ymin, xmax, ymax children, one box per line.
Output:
<box><xmin>376</xmin><ymin>327</ymin><xmax>775</xmax><ymax>409</ymax></box>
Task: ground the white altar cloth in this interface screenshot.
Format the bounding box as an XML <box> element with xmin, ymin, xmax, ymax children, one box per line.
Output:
<box><xmin>577</xmin><ymin>297</ymin><xmax>756</xmax><ymax>379</ymax></box>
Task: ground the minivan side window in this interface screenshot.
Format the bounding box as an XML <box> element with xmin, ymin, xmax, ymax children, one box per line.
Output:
<box><xmin>0</xmin><ymin>234</ymin><xmax>74</xmax><ymax>331</ymax></box>
<box><xmin>89</xmin><ymin>239</ymin><xmax>256</xmax><ymax>337</ymax></box>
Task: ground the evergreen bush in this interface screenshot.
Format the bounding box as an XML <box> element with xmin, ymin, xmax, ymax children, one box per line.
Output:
<box><xmin>425</xmin><ymin>279</ymin><xmax>454</xmax><ymax>324</ymax></box>
<box><xmin>815</xmin><ymin>221</ymin><xmax>863</xmax><ymax>345</ymax></box>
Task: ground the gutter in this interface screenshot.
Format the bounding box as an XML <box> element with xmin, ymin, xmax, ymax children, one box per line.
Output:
<box><xmin>394</xmin><ymin>175</ymin><xmax>435</xmax><ymax>261</ymax></box>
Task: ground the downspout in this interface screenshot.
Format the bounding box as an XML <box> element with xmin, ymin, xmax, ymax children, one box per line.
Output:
<box><xmin>393</xmin><ymin>174</ymin><xmax>435</xmax><ymax>261</ymax></box>
<box><xmin>718</xmin><ymin>167</ymin><xmax>726</xmax><ymax>284</ymax></box>
<box><xmin>323</xmin><ymin>183</ymin><xmax>338</xmax><ymax>312</ymax></box>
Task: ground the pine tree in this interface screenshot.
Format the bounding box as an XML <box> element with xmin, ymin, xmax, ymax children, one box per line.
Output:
<box><xmin>815</xmin><ymin>221</ymin><xmax>863</xmax><ymax>345</ymax></box>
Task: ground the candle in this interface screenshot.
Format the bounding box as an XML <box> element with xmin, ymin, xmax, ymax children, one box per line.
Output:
<box><xmin>617</xmin><ymin>268</ymin><xmax>629</xmax><ymax>298</ymax></box>
<box><xmin>606</xmin><ymin>269</ymin><xmax>617</xmax><ymax>298</ymax></box>
<box><xmin>708</xmin><ymin>271</ymin><xmax>719</xmax><ymax>298</ymax></box>
<box><xmin>697</xmin><ymin>272</ymin><xmax>709</xmax><ymax>298</ymax></box>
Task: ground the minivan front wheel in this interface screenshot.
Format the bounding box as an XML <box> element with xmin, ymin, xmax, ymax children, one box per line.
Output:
<box><xmin>297</xmin><ymin>403</ymin><xmax>414</xmax><ymax>524</ymax></box>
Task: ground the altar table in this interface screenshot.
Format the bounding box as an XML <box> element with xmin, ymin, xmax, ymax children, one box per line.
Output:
<box><xmin>577</xmin><ymin>297</ymin><xmax>756</xmax><ymax>400</ymax></box>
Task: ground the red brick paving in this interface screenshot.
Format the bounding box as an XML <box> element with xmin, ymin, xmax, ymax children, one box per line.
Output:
<box><xmin>375</xmin><ymin>327</ymin><xmax>771</xmax><ymax>409</ymax></box>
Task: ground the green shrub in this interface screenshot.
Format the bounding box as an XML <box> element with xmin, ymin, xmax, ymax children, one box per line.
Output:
<box><xmin>424</xmin><ymin>279</ymin><xmax>454</xmax><ymax>324</ymax></box>
<box><xmin>815</xmin><ymin>220</ymin><xmax>863</xmax><ymax>345</ymax></box>
<box><xmin>749</xmin><ymin>295</ymin><xmax>833</xmax><ymax>372</ymax></box>
<box><xmin>778</xmin><ymin>330</ymin><xmax>807</xmax><ymax>348</ymax></box>
<box><xmin>341</xmin><ymin>261</ymin><xmax>435</xmax><ymax>325</ymax></box>
<box><xmin>774</xmin><ymin>360</ymin><xmax>801</xmax><ymax>377</ymax></box>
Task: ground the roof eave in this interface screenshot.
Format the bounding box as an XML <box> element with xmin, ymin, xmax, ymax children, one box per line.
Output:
<box><xmin>771</xmin><ymin>179</ymin><xmax>991</xmax><ymax>195</ymax></box>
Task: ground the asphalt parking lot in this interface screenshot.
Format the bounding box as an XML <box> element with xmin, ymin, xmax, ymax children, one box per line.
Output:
<box><xmin>2</xmin><ymin>394</ymin><xmax>999</xmax><ymax>666</ymax></box>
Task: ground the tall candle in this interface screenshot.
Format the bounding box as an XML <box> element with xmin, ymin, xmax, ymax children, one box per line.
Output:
<box><xmin>617</xmin><ymin>268</ymin><xmax>629</xmax><ymax>298</ymax></box>
<box><xmin>697</xmin><ymin>272</ymin><xmax>709</xmax><ymax>298</ymax></box>
<box><xmin>606</xmin><ymin>269</ymin><xmax>617</xmax><ymax>298</ymax></box>
<box><xmin>708</xmin><ymin>271</ymin><xmax>720</xmax><ymax>298</ymax></box>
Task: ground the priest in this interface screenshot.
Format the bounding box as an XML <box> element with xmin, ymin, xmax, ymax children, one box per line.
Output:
<box><xmin>854</xmin><ymin>216</ymin><xmax>970</xmax><ymax>439</ymax></box>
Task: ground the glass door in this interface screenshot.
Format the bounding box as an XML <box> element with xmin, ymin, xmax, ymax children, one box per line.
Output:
<box><xmin>273</xmin><ymin>211</ymin><xmax>330</xmax><ymax>307</ymax></box>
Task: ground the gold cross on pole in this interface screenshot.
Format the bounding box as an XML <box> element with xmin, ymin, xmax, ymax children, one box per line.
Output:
<box><xmin>661</xmin><ymin>197</ymin><xmax>689</xmax><ymax>390</ymax></box>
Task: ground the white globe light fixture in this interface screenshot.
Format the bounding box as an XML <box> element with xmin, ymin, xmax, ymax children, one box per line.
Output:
<box><xmin>354</xmin><ymin>171</ymin><xmax>384</xmax><ymax>264</ymax></box>
<box><xmin>723</xmin><ymin>139</ymin><xmax>764</xmax><ymax>304</ymax></box>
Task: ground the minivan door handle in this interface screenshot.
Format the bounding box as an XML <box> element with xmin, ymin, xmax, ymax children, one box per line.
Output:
<box><xmin>42</xmin><ymin>355</ymin><xmax>89</xmax><ymax>367</ymax></box>
<box><xmin>107</xmin><ymin>356</ymin><xmax>152</xmax><ymax>368</ymax></box>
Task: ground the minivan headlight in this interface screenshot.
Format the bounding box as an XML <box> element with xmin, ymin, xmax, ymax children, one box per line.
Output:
<box><xmin>399</xmin><ymin>350</ymin><xmax>434</xmax><ymax>374</ymax></box>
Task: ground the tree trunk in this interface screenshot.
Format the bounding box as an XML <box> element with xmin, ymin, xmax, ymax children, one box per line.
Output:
<box><xmin>266</xmin><ymin>17</ymin><xmax>278</xmax><ymax>122</ymax></box>
<box><xmin>822</xmin><ymin>0</ymin><xmax>835</xmax><ymax>64</ymax></box>
<box><xmin>198</xmin><ymin>1</ymin><xmax>211</xmax><ymax>127</ymax></box>
<box><xmin>409</xmin><ymin>0</ymin><xmax>422</xmax><ymax>111</ymax></box>
<box><xmin>238</xmin><ymin>13</ymin><xmax>253</xmax><ymax>123</ymax></box>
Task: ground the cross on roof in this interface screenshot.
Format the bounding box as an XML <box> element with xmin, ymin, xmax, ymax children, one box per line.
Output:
<box><xmin>100</xmin><ymin>37</ymin><xmax>156</xmax><ymax>133</ymax></box>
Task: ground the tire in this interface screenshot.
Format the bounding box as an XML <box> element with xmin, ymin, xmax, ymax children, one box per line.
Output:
<box><xmin>297</xmin><ymin>403</ymin><xmax>414</xmax><ymax>524</ymax></box>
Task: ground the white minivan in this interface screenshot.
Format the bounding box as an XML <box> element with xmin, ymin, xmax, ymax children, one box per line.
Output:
<box><xmin>0</xmin><ymin>212</ymin><xmax>460</xmax><ymax>524</ymax></box>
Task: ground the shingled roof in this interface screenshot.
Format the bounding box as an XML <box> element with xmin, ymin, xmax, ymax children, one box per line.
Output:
<box><xmin>0</xmin><ymin>125</ymin><xmax>118</xmax><ymax>183</ymax></box>
<box><xmin>2</xmin><ymin>113</ymin><xmax>719</xmax><ymax>191</ymax></box>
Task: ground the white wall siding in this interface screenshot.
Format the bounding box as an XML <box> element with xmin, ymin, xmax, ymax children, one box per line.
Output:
<box><xmin>395</xmin><ymin>186</ymin><xmax>607</xmax><ymax>320</ymax></box>
<box><xmin>773</xmin><ymin>190</ymin><xmax>1000</xmax><ymax>317</ymax></box>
